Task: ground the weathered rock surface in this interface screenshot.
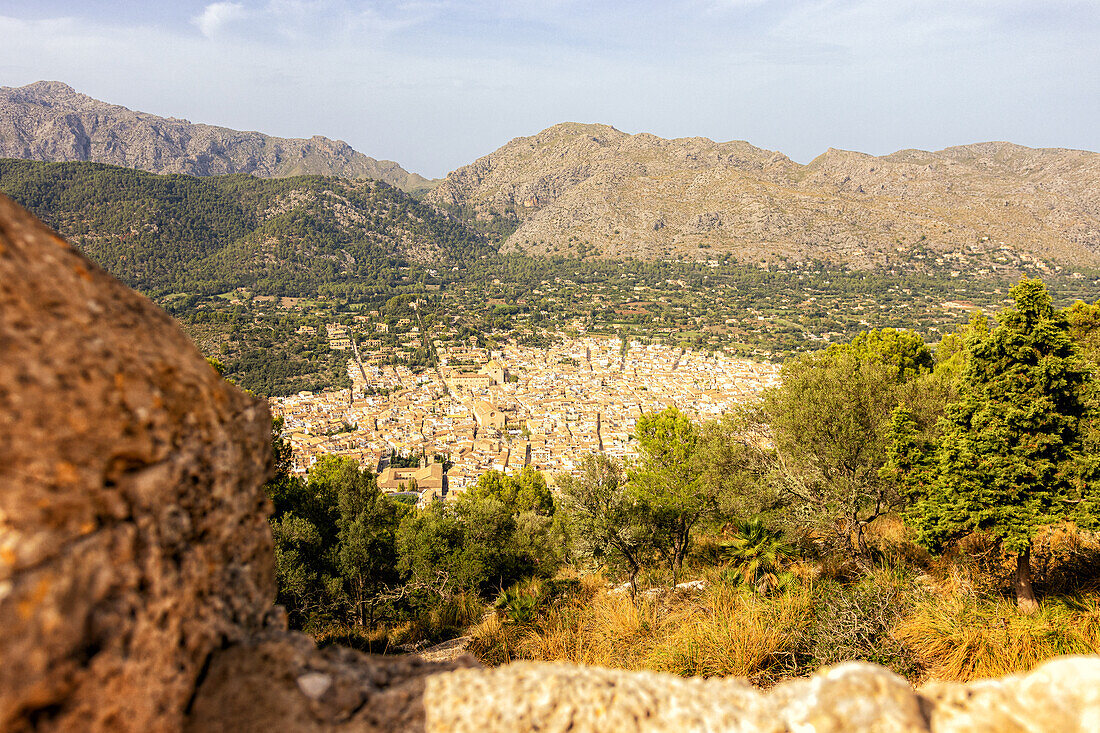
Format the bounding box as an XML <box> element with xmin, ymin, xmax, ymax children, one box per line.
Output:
<box><xmin>922</xmin><ymin>655</ymin><xmax>1100</xmax><ymax>732</ymax></box>
<box><xmin>428</xmin><ymin>122</ymin><xmax>1100</xmax><ymax>267</ymax></box>
<box><xmin>0</xmin><ymin>81</ymin><xmax>435</xmax><ymax>191</ymax></box>
<box><xmin>0</xmin><ymin>191</ymin><xmax>274</xmax><ymax>730</ymax></box>
<box><xmin>0</xmin><ymin>192</ymin><xmax>472</xmax><ymax>733</ymax></box>
<box><xmin>3</xmin><ymin>193</ymin><xmax>1100</xmax><ymax>731</ymax></box>
<box><xmin>184</xmin><ymin>631</ymin><xmax>478</xmax><ymax>733</ymax></box>
<box><xmin>423</xmin><ymin>658</ymin><xmax>1100</xmax><ymax>733</ymax></box>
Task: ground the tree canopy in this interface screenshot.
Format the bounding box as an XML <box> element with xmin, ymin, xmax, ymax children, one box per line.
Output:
<box><xmin>558</xmin><ymin>452</ymin><xmax>651</xmax><ymax>594</ymax></box>
<box><xmin>764</xmin><ymin>330</ymin><xmax>934</xmax><ymax>557</ymax></box>
<box><xmin>463</xmin><ymin>466</ymin><xmax>555</xmax><ymax>516</ymax></box>
<box><xmin>269</xmin><ymin>454</ymin><xmax>404</xmax><ymax>629</ymax></box>
<box><xmin>888</xmin><ymin>279</ymin><xmax>1098</xmax><ymax>611</ymax></box>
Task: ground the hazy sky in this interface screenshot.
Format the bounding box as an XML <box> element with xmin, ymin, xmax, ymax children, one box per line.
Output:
<box><xmin>1</xmin><ymin>1</ymin><xmax>1098</xmax><ymax>178</ymax></box>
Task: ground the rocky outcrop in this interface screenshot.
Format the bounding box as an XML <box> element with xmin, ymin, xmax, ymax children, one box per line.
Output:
<box><xmin>0</xmin><ymin>81</ymin><xmax>436</xmax><ymax>191</ymax></box>
<box><xmin>184</xmin><ymin>632</ymin><xmax>478</xmax><ymax>733</ymax></box>
<box><xmin>428</xmin><ymin>122</ymin><xmax>1100</xmax><ymax>267</ymax></box>
<box><xmin>3</xmin><ymin>193</ymin><xmax>1100</xmax><ymax>731</ymax></box>
<box><xmin>422</xmin><ymin>656</ymin><xmax>1100</xmax><ymax>732</ymax></box>
<box><xmin>0</xmin><ymin>189</ymin><xmax>278</xmax><ymax>731</ymax></box>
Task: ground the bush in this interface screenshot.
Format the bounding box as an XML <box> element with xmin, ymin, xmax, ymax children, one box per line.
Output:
<box><xmin>807</xmin><ymin>572</ymin><xmax>921</xmax><ymax>679</ymax></box>
<box><xmin>1030</xmin><ymin>524</ymin><xmax>1100</xmax><ymax>595</ymax></box>
<box><xmin>931</xmin><ymin>525</ymin><xmax>1100</xmax><ymax>600</ymax></box>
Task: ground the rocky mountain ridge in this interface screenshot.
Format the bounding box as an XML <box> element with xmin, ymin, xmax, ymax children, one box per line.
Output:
<box><xmin>0</xmin><ymin>81</ymin><xmax>435</xmax><ymax>191</ymax></box>
<box><xmin>428</xmin><ymin>123</ymin><xmax>1100</xmax><ymax>268</ymax></box>
<box><xmin>6</xmin><ymin>82</ymin><xmax>1099</xmax><ymax>270</ymax></box>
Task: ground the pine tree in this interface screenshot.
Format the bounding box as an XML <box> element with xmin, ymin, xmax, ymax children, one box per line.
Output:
<box><xmin>896</xmin><ymin>279</ymin><xmax>1096</xmax><ymax>612</ymax></box>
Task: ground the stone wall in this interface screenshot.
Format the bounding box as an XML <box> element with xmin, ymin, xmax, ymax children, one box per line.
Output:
<box><xmin>2</xmin><ymin>192</ymin><xmax>1099</xmax><ymax>732</ymax></box>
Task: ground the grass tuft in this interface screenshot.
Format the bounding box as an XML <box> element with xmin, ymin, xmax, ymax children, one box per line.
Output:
<box><xmin>897</xmin><ymin>591</ymin><xmax>1100</xmax><ymax>682</ymax></box>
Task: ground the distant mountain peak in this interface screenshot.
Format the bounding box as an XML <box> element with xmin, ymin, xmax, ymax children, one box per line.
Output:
<box><xmin>0</xmin><ymin>81</ymin><xmax>436</xmax><ymax>191</ymax></box>
<box><xmin>18</xmin><ymin>80</ymin><xmax>78</xmax><ymax>96</ymax></box>
<box><xmin>429</xmin><ymin>123</ymin><xmax>1100</xmax><ymax>268</ymax></box>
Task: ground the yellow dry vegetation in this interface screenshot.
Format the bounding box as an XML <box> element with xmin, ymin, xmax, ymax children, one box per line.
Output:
<box><xmin>898</xmin><ymin>592</ymin><xmax>1100</xmax><ymax>682</ymax></box>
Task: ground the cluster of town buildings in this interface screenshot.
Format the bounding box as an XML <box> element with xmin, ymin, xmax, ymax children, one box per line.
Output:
<box><xmin>270</xmin><ymin>336</ymin><xmax>780</xmax><ymax>507</ymax></box>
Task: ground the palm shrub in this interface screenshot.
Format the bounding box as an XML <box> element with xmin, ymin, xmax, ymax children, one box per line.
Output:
<box><xmin>494</xmin><ymin>577</ymin><xmax>547</xmax><ymax>626</ymax></box>
<box><xmin>719</xmin><ymin>517</ymin><xmax>796</xmax><ymax>593</ymax></box>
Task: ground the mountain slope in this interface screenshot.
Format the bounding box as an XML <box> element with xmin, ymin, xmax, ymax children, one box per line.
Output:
<box><xmin>428</xmin><ymin>123</ymin><xmax>1100</xmax><ymax>268</ymax></box>
<box><xmin>0</xmin><ymin>81</ymin><xmax>435</xmax><ymax>191</ymax></box>
<box><xmin>0</xmin><ymin>159</ymin><xmax>488</xmax><ymax>298</ymax></box>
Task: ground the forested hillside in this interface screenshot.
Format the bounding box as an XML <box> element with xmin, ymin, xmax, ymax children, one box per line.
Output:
<box><xmin>6</xmin><ymin>157</ymin><xmax>1100</xmax><ymax>397</ymax></box>
<box><xmin>0</xmin><ymin>159</ymin><xmax>493</xmax><ymax>299</ymax></box>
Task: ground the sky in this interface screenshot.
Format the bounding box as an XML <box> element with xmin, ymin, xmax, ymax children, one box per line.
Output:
<box><xmin>1</xmin><ymin>0</ymin><xmax>1098</xmax><ymax>178</ymax></box>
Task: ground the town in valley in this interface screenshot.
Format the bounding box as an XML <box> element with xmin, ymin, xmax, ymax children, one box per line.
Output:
<box><xmin>272</xmin><ymin>331</ymin><xmax>780</xmax><ymax>504</ymax></box>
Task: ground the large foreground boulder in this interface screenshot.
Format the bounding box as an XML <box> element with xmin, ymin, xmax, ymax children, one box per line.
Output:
<box><xmin>2</xmin><ymin>192</ymin><xmax>1100</xmax><ymax>732</ymax></box>
<box><xmin>0</xmin><ymin>193</ymin><xmax>474</xmax><ymax>733</ymax></box>
<box><xmin>0</xmin><ymin>192</ymin><xmax>275</xmax><ymax>730</ymax></box>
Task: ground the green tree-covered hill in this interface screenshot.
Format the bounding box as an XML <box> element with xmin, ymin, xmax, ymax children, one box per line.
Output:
<box><xmin>0</xmin><ymin>159</ymin><xmax>494</xmax><ymax>299</ymax></box>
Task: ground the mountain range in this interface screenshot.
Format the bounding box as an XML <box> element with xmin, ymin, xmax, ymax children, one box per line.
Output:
<box><xmin>428</xmin><ymin>123</ymin><xmax>1100</xmax><ymax>268</ymax></box>
<box><xmin>0</xmin><ymin>81</ymin><xmax>434</xmax><ymax>192</ymax></box>
<box><xmin>3</xmin><ymin>82</ymin><xmax>1099</xmax><ymax>269</ymax></box>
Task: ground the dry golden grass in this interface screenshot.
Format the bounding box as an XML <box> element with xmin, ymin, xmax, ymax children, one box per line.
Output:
<box><xmin>472</xmin><ymin>580</ymin><xmax>815</xmax><ymax>684</ymax></box>
<box><xmin>887</xmin><ymin>525</ymin><xmax>1100</xmax><ymax>682</ymax></box>
<box><xmin>896</xmin><ymin>591</ymin><xmax>1100</xmax><ymax>682</ymax></box>
<box><xmin>515</xmin><ymin>589</ymin><xmax>657</xmax><ymax>669</ymax></box>
<box><xmin>429</xmin><ymin>590</ymin><xmax>484</xmax><ymax>631</ymax></box>
<box><xmin>452</xmin><ymin>526</ymin><xmax>1100</xmax><ymax>685</ymax></box>
<box><xmin>645</xmin><ymin>583</ymin><xmax>814</xmax><ymax>681</ymax></box>
<box><xmin>468</xmin><ymin>563</ymin><xmax>1100</xmax><ymax>687</ymax></box>
<box><xmin>468</xmin><ymin>613</ymin><xmax>525</xmax><ymax>665</ymax></box>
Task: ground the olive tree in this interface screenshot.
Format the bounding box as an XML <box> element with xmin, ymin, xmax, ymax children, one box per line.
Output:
<box><xmin>764</xmin><ymin>329</ymin><xmax>935</xmax><ymax>559</ymax></box>
<box><xmin>558</xmin><ymin>452</ymin><xmax>650</xmax><ymax>595</ymax></box>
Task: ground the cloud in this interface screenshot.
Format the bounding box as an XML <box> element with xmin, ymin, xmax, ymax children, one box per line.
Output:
<box><xmin>194</xmin><ymin>2</ymin><xmax>248</xmax><ymax>38</ymax></box>
<box><xmin>1</xmin><ymin>1</ymin><xmax>1098</xmax><ymax>177</ymax></box>
<box><xmin>186</xmin><ymin>1</ymin><xmax>442</xmax><ymax>46</ymax></box>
